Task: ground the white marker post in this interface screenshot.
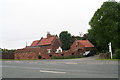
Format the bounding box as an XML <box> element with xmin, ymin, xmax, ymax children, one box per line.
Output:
<box><xmin>108</xmin><ymin>42</ymin><xmax>113</xmax><ymax>59</ymax></box>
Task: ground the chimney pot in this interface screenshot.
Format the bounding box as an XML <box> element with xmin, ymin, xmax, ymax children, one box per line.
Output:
<box><xmin>47</xmin><ymin>32</ymin><xmax>51</xmax><ymax>38</ymax></box>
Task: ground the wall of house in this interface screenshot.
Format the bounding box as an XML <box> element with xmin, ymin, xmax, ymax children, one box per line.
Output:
<box><xmin>51</xmin><ymin>38</ymin><xmax>62</xmax><ymax>52</ymax></box>
<box><xmin>70</xmin><ymin>41</ymin><xmax>85</xmax><ymax>56</ymax></box>
<box><xmin>70</xmin><ymin>40</ymin><xmax>84</xmax><ymax>52</ymax></box>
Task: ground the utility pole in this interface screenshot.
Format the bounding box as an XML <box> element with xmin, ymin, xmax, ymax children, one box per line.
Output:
<box><xmin>108</xmin><ymin>42</ymin><xmax>113</xmax><ymax>59</ymax></box>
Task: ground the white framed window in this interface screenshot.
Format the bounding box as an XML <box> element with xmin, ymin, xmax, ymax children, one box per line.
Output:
<box><xmin>47</xmin><ymin>49</ymin><xmax>51</xmax><ymax>53</ymax></box>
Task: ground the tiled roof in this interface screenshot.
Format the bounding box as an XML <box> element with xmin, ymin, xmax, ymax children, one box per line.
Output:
<box><xmin>31</xmin><ymin>36</ymin><xmax>56</xmax><ymax>46</ymax></box>
<box><xmin>78</xmin><ymin>40</ymin><xmax>94</xmax><ymax>48</ymax></box>
<box><xmin>31</xmin><ymin>40</ymin><xmax>39</xmax><ymax>46</ymax></box>
<box><xmin>38</xmin><ymin>37</ymin><xmax>55</xmax><ymax>46</ymax></box>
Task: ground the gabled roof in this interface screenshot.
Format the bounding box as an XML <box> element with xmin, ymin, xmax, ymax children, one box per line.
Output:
<box><xmin>31</xmin><ymin>40</ymin><xmax>39</xmax><ymax>46</ymax></box>
<box><xmin>30</xmin><ymin>32</ymin><xmax>62</xmax><ymax>47</ymax></box>
<box><xmin>38</xmin><ymin>37</ymin><xmax>55</xmax><ymax>46</ymax></box>
<box><xmin>78</xmin><ymin>40</ymin><xmax>94</xmax><ymax>48</ymax></box>
<box><xmin>31</xmin><ymin>36</ymin><xmax>57</xmax><ymax>46</ymax></box>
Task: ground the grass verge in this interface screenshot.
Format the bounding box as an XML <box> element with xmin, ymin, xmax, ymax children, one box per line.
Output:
<box><xmin>96</xmin><ymin>59</ymin><xmax>119</xmax><ymax>61</ymax></box>
<box><xmin>51</xmin><ymin>55</ymin><xmax>83</xmax><ymax>59</ymax></box>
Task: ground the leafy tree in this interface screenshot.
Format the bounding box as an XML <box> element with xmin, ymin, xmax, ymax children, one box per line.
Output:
<box><xmin>88</xmin><ymin>1</ymin><xmax>120</xmax><ymax>53</ymax></box>
<box><xmin>82</xmin><ymin>33</ymin><xmax>88</xmax><ymax>40</ymax></box>
<box><xmin>59</xmin><ymin>31</ymin><xmax>73</xmax><ymax>50</ymax></box>
<box><xmin>2</xmin><ymin>49</ymin><xmax>16</xmax><ymax>53</ymax></box>
<box><xmin>72</xmin><ymin>35</ymin><xmax>82</xmax><ymax>40</ymax></box>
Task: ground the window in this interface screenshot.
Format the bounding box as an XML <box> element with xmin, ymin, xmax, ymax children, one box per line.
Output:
<box><xmin>72</xmin><ymin>53</ymin><xmax>74</xmax><ymax>55</ymax></box>
<box><xmin>61</xmin><ymin>54</ymin><xmax>64</xmax><ymax>56</ymax></box>
<box><xmin>58</xmin><ymin>50</ymin><xmax>62</xmax><ymax>53</ymax></box>
<box><xmin>76</xmin><ymin>45</ymin><xmax>77</xmax><ymax>47</ymax></box>
<box><xmin>49</xmin><ymin>55</ymin><xmax>52</xmax><ymax>57</ymax></box>
<box><xmin>47</xmin><ymin>49</ymin><xmax>51</xmax><ymax>53</ymax></box>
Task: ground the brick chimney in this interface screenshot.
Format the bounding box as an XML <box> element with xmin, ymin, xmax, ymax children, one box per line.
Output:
<box><xmin>47</xmin><ymin>32</ymin><xmax>52</xmax><ymax>38</ymax></box>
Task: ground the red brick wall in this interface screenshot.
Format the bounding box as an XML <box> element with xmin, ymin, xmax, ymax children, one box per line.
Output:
<box><xmin>14</xmin><ymin>48</ymin><xmax>84</xmax><ymax>60</ymax></box>
<box><xmin>2</xmin><ymin>53</ymin><xmax>14</xmax><ymax>59</ymax></box>
<box><xmin>14</xmin><ymin>52</ymin><xmax>38</xmax><ymax>60</ymax></box>
<box><xmin>51</xmin><ymin>37</ymin><xmax>62</xmax><ymax>51</ymax></box>
<box><xmin>14</xmin><ymin>48</ymin><xmax>42</xmax><ymax>60</ymax></box>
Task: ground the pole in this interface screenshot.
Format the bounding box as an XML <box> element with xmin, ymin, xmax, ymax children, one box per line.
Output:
<box><xmin>108</xmin><ymin>42</ymin><xmax>112</xmax><ymax>59</ymax></box>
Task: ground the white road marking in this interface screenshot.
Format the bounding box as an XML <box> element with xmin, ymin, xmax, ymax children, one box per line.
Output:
<box><xmin>44</xmin><ymin>62</ymin><xmax>56</xmax><ymax>64</ymax></box>
<box><xmin>14</xmin><ymin>61</ymin><xmax>23</xmax><ymax>63</ymax></box>
<box><xmin>40</xmin><ymin>70</ymin><xmax>66</xmax><ymax>74</ymax></box>
<box><xmin>29</xmin><ymin>62</ymin><xmax>38</xmax><ymax>64</ymax></box>
<box><xmin>65</xmin><ymin>62</ymin><xmax>77</xmax><ymax>64</ymax></box>
<box><xmin>5</xmin><ymin>61</ymin><xmax>11</xmax><ymax>63</ymax></box>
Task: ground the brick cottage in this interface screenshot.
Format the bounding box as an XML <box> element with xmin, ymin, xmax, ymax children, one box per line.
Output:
<box><xmin>14</xmin><ymin>32</ymin><xmax>94</xmax><ymax>59</ymax></box>
<box><xmin>70</xmin><ymin>40</ymin><xmax>94</xmax><ymax>56</ymax></box>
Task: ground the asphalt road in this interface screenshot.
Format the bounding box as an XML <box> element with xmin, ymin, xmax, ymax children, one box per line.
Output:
<box><xmin>1</xmin><ymin>55</ymin><xmax>119</xmax><ymax>78</ymax></box>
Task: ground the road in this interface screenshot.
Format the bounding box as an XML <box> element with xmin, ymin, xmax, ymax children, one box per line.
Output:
<box><xmin>1</xmin><ymin>55</ymin><xmax>119</xmax><ymax>78</ymax></box>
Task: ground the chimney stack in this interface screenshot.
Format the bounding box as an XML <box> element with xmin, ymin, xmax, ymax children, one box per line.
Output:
<box><xmin>47</xmin><ymin>32</ymin><xmax>51</xmax><ymax>38</ymax></box>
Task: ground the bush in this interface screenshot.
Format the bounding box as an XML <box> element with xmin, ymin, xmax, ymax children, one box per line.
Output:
<box><xmin>99</xmin><ymin>52</ymin><xmax>111</xmax><ymax>59</ymax></box>
<box><xmin>114</xmin><ymin>49</ymin><xmax>120</xmax><ymax>59</ymax></box>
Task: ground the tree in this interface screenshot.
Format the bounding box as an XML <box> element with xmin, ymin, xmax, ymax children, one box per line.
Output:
<box><xmin>72</xmin><ymin>35</ymin><xmax>82</xmax><ymax>40</ymax></box>
<box><xmin>2</xmin><ymin>49</ymin><xmax>16</xmax><ymax>54</ymax></box>
<box><xmin>59</xmin><ymin>31</ymin><xmax>73</xmax><ymax>50</ymax></box>
<box><xmin>82</xmin><ymin>33</ymin><xmax>88</xmax><ymax>40</ymax></box>
<box><xmin>88</xmin><ymin>1</ymin><xmax>120</xmax><ymax>53</ymax></box>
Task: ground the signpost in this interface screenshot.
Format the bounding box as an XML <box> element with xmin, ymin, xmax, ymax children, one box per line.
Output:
<box><xmin>108</xmin><ymin>42</ymin><xmax>113</xmax><ymax>59</ymax></box>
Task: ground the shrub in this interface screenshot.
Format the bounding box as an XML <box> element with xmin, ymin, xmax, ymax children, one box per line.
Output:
<box><xmin>99</xmin><ymin>52</ymin><xmax>111</xmax><ymax>59</ymax></box>
<box><xmin>114</xmin><ymin>49</ymin><xmax>120</xmax><ymax>59</ymax></box>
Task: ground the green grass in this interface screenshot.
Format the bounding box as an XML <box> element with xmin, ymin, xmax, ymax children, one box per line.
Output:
<box><xmin>51</xmin><ymin>55</ymin><xmax>83</xmax><ymax>60</ymax></box>
<box><xmin>96</xmin><ymin>59</ymin><xmax>119</xmax><ymax>61</ymax></box>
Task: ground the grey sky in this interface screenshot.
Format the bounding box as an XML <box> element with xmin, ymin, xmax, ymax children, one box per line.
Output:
<box><xmin>0</xmin><ymin>0</ymin><xmax>119</xmax><ymax>49</ymax></box>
